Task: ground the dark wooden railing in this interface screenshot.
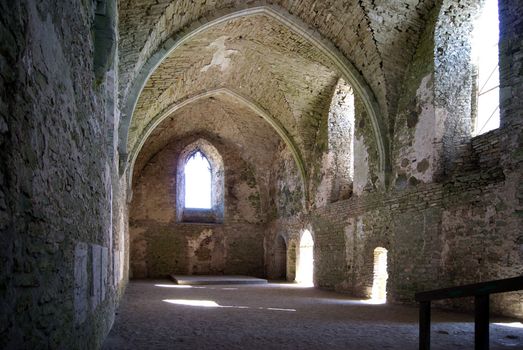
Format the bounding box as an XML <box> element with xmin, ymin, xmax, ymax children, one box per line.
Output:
<box><xmin>415</xmin><ymin>276</ymin><xmax>523</xmax><ymax>350</ymax></box>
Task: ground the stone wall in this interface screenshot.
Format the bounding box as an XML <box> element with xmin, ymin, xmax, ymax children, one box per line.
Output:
<box><xmin>265</xmin><ymin>0</ymin><xmax>523</xmax><ymax>318</ymax></box>
<box><xmin>2</xmin><ymin>2</ymin><xmax>521</xmax><ymax>348</ymax></box>
<box><xmin>130</xmin><ymin>135</ymin><xmax>265</xmax><ymax>278</ymax></box>
<box><xmin>0</xmin><ymin>0</ymin><xmax>125</xmax><ymax>348</ymax></box>
<box><xmin>268</xmin><ymin>129</ymin><xmax>521</xmax><ymax>317</ymax></box>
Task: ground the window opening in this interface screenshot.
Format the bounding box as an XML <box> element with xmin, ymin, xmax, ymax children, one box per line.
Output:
<box><xmin>184</xmin><ymin>151</ymin><xmax>212</xmax><ymax>209</ymax></box>
<box><xmin>296</xmin><ymin>230</ymin><xmax>314</xmax><ymax>286</ymax></box>
<box><xmin>327</xmin><ymin>78</ymin><xmax>355</xmax><ymax>202</ymax></box>
<box><xmin>473</xmin><ymin>0</ymin><xmax>499</xmax><ymax>135</ymax></box>
<box><xmin>370</xmin><ymin>247</ymin><xmax>388</xmax><ymax>303</ymax></box>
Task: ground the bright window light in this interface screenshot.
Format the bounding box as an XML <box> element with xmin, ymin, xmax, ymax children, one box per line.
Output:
<box><xmin>296</xmin><ymin>230</ymin><xmax>314</xmax><ymax>286</ymax></box>
<box><xmin>473</xmin><ymin>0</ymin><xmax>499</xmax><ymax>135</ymax></box>
<box><xmin>370</xmin><ymin>247</ymin><xmax>388</xmax><ymax>304</ymax></box>
<box><xmin>184</xmin><ymin>151</ymin><xmax>212</xmax><ymax>209</ymax></box>
<box><xmin>162</xmin><ymin>299</ymin><xmax>296</xmax><ymax>312</ymax></box>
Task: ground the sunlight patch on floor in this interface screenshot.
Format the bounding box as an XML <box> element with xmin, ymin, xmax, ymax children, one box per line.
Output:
<box><xmin>493</xmin><ymin>322</ymin><xmax>523</xmax><ymax>329</ymax></box>
<box><xmin>163</xmin><ymin>299</ymin><xmax>220</xmax><ymax>307</ymax></box>
<box><xmin>154</xmin><ymin>284</ymin><xmax>193</xmax><ymax>288</ymax></box>
<box><xmin>361</xmin><ymin>298</ymin><xmax>386</xmax><ymax>305</ymax></box>
<box><xmin>162</xmin><ymin>299</ymin><xmax>296</xmax><ymax>312</ymax></box>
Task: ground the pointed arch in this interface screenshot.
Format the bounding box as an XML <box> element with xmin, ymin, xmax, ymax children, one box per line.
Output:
<box><xmin>296</xmin><ymin>229</ymin><xmax>314</xmax><ymax>286</ymax></box>
<box><xmin>184</xmin><ymin>151</ymin><xmax>212</xmax><ymax>209</ymax></box>
<box><xmin>127</xmin><ymin>88</ymin><xmax>307</xmax><ymax>200</ymax></box>
<box><xmin>119</xmin><ymin>5</ymin><xmax>390</xmax><ymax>186</ymax></box>
<box><xmin>176</xmin><ymin>139</ymin><xmax>224</xmax><ymax>223</ymax></box>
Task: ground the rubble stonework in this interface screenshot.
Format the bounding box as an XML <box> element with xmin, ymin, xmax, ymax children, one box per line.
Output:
<box><xmin>0</xmin><ymin>0</ymin><xmax>522</xmax><ymax>348</ymax></box>
<box><xmin>0</xmin><ymin>0</ymin><xmax>125</xmax><ymax>348</ymax></box>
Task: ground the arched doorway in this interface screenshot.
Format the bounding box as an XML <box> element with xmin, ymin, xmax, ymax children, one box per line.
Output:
<box><xmin>371</xmin><ymin>247</ymin><xmax>388</xmax><ymax>303</ymax></box>
<box><xmin>274</xmin><ymin>235</ymin><xmax>287</xmax><ymax>280</ymax></box>
<box><xmin>296</xmin><ymin>230</ymin><xmax>314</xmax><ymax>286</ymax></box>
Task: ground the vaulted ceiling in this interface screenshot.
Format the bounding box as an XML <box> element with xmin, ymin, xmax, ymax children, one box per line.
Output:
<box><xmin>118</xmin><ymin>0</ymin><xmax>437</xmax><ymax>184</ymax></box>
<box><xmin>133</xmin><ymin>93</ymin><xmax>282</xmax><ymax>180</ymax></box>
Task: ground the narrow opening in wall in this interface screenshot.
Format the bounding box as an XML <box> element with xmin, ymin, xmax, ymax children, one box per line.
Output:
<box><xmin>275</xmin><ymin>235</ymin><xmax>287</xmax><ymax>280</ymax></box>
<box><xmin>472</xmin><ymin>0</ymin><xmax>499</xmax><ymax>135</ymax></box>
<box><xmin>296</xmin><ymin>230</ymin><xmax>314</xmax><ymax>286</ymax></box>
<box><xmin>371</xmin><ymin>247</ymin><xmax>388</xmax><ymax>303</ymax></box>
<box><xmin>287</xmin><ymin>241</ymin><xmax>297</xmax><ymax>282</ymax></box>
<box><xmin>327</xmin><ymin>78</ymin><xmax>355</xmax><ymax>201</ymax></box>
<box><xmin>184</xmin><ymin>151</ymin><xmax>212</xmax><ymax>209</ymax></box>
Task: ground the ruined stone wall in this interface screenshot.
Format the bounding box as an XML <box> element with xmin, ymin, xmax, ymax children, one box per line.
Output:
<box><xmin>314</xmin><ymin>78</ymin><xmax>355</xmax><ymax>207</ymax></box>
<box><xmin>269</xmin><ymin>143</ymin><xmax>521</xmax><ymax>316</ymax></box>
<box><xmin>266</xmin><ymin>0</ymin><xmax>522</xmax><ymax>318</ymax></box>
<box><xmin>0</xmin><ymin>0</ymin><xmax>125</xmax><ymax>348</ymax></box>
<box><xmin>268</xmin><ymin>142</ymin><xmax>305</xmax><ymax>220</ymax></box>
<box><xmin>130</xmin><ymin>135</ymin><xmax>265</xmax><ymax>278</ymax></box>
<box><xmin>265</xmin><ymin>216</ymin><xmax>305</xmax><ymax>281</ymax></box>
<box><xmin>433</xmin><ymin>0</ymin><xmax>478</xmax><ymax>174</ymax></box>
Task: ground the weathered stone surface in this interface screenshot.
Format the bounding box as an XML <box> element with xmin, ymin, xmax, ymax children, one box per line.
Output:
<box><xmin>102</xmin><ymin>246</ymin><xmax>109</xmax><ymax>301</ymax></box>
<box><xmin>2</xmin><ymin>0</ymin><xmax>523</xmax><ymax>348</ymax></box>
<box><xmin>91</xmin><ymin>244</ymin><xmax>102</xmax><ymax>309</ymax></box>
<box><xmin>262</xmin><ymin>0</ymin><xmax>523</xmax><ymax>316</ymax></box>
<box><xmin>126</xmin><ymin>14</ymin><xmax>340</xmax><ymax>174</ymax></box>
<box><xmin>130</xmin><ymin>129</ymin><xmax>268</xmax><ymax>278</ymax></box>
<box><xmin>118</xmin><ymin>0</ymin><xmax>438</xmax><ymax>128</ymax></box>
<box><xmin>74</xmin><ymin>243</ymin><xmax>88</xmax><ymax>326</ymax></box>
<box><xmin>0</xmin><ymin>0</ymin><xmax>125</xmax><ymax>348</ymax></box>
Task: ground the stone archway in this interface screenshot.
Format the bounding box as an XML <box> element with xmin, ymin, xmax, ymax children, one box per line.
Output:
<box><xmin>119</xmin><ymin>5</ymin><xmax>390</xmax><ymax>187</ymax></box>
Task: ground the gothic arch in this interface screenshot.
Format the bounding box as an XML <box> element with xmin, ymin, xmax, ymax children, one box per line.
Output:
<box><xmin>127</xmin><ymin>88</ymin><xmax>307</xmax><ymax>199</ymax></box>
<box><xmin>176</xmin><ymin>139</ymin><xmax>224</xmax><ymax>223</ymax></box>
<box><xmin>119</xmin><ymin>5</ymin><xmax>390</xmax><ymax>185</ymax></box>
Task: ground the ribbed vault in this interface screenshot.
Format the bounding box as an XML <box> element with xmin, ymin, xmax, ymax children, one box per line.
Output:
<box><xmin>133</xmin><ymin>93</ymin><xmax>289</xmax><ymax>215</ymax></box>
<box><xmin>119</xmin><ymin>0</ymin><xmax>437</xmax><ymax>123</ymax></box>
<box><xmin>120</xmin><ymin>5</ymin><xmax>396</xmax><ymax>192</ymax></box>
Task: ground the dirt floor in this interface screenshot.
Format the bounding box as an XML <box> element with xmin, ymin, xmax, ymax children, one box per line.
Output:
<box><xmin>102</xmin><ymin>280</ymin><xmax>523</xmax><ymax>350</ymax></box>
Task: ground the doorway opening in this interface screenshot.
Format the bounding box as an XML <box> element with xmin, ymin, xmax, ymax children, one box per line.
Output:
<box><xmin>296</xmin><ymin>230</ymin><xmax>314</xmax><ymax>286</ymax></box>
<box><xmin>370</xmin><ymin>247</ymin><xmax>388</xmax><ymax>303</ymax></box>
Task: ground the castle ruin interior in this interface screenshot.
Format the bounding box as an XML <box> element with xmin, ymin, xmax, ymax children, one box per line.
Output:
<box><xmin>0</xmin><ymin>0</ymin><xmax>522</xmax><ymax>348</ymax></box>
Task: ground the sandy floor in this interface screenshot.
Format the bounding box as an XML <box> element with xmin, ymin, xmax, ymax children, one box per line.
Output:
<box><xmin>103</xmin><ymin>280</ymin><xmax>523</xmax><ymax>350</ymax></box>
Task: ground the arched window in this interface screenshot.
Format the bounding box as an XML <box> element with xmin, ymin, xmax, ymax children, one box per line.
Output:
<box><xmin>176</xmin><ymin>139</ymin><xmax>224</xmax><ymax>223</ymax></box>
<box><xmin>472</xmin><ymin>0</ymin><xmax>499</xmax><ymax>135</ymax></box>
<box><xmin>184</xmin><ymin>151</ymin><xmax>212</xmax><ymax>209</ymax></box>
